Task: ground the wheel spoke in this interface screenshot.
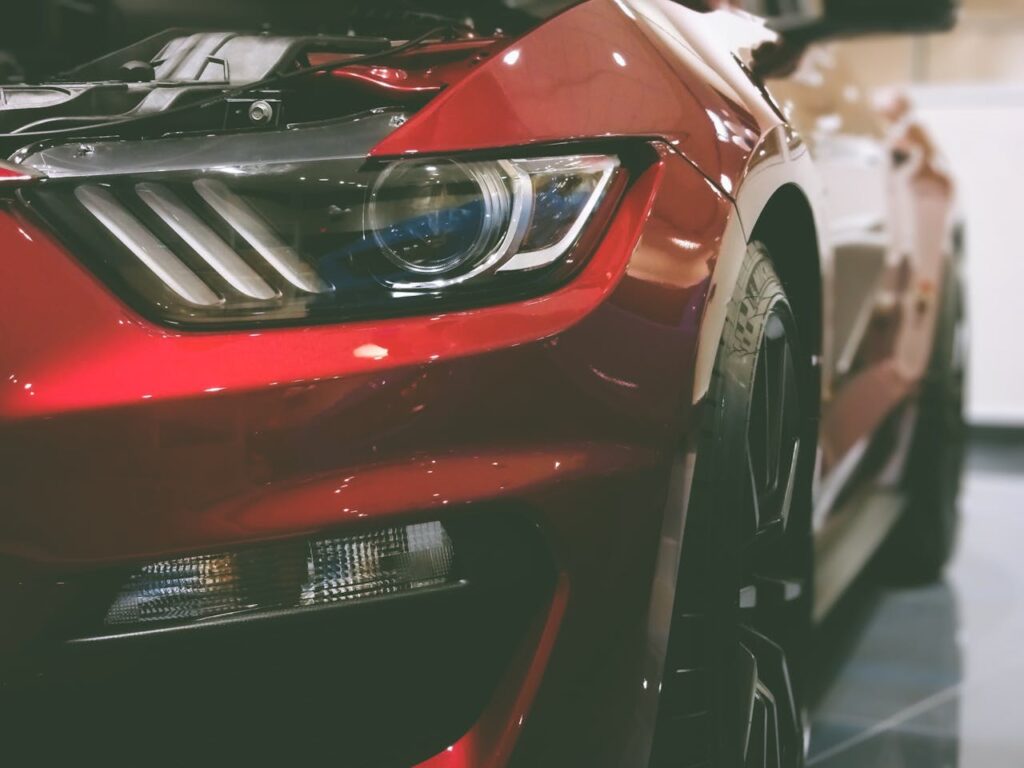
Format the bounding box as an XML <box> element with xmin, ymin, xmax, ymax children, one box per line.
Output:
<box><xmin>766</xmin><ymin>316</ymin><xmax>792</xmax><ymax>477</ymax></box>
<box><xmin>743</xmin><ymin>444</ymin><xmax>762</xmax><ymax>540</ymax></box>
<box><xmin>761</xmin><ymin>683</ymin><xmax>783</xmax><ymax>768</ymax></box>
<box><xmin>746</xmin><ymin>692</ymin><xmax>768</xmax><ymax>768</ymax></box>
<box><xmin>740</xmin><ymin>627</ymin><xmax>801</xmax><ymax>767</ymax></box>
<box><xmin>763</xmin><ymin>344</ymin><xmax>775</xmax><ymax>489</ymax></box>
<box><xmin>747</xmin><ymin>313</ymin><xmax>803</xmax><ymax>536</ymax></box>
<box><xmin>738</xmin><ymin>644</ymin><xmax>759</xmax><ymax>758</ymax></box>
<box><xmin>778</xmin><ymin>439</ymin><xmax>800</xmax><ymax>529</ymax></box>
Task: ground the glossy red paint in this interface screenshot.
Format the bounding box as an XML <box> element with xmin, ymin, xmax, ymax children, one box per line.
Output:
<box><xmin>371</xmin><ymin>0</ymin><xmax>768</xmax><ymax>194</ymax></box>
<box><xmin>416</xmin><ymin>575</ymin><xmax>570</xmax><ymax>768</ymax></box>
<box><xmin>0</xmin><ymin>162</ymin><xmax>654</xmax><ymax>427</ymax></box>
<box><xmin>0</xmin><ymin>8</ymin><xmax>738</xmax><ymax>764</ymax></box>
<box><xmin>1</xmin><ymin>0</ymin><xmax>957</xmax><ymax>764</ymax></box>
<box><xmin>0</xmin><ymin>163</ymin><xmax>32</xmax><ymax>182</ymax></box>
<box><xmin>328</xmin><ymin>64</ymin><xmax>443</xmax><ymax>96</ymax></box>
<box><xmin>311</xmin><ymin>39</ymin><xmax>510</xmax><ymax>102</ymax></box>
<box><xmin>1</xmin><ymin>137</ymin><xmax>728</xmax><ymax>763</ymax></box>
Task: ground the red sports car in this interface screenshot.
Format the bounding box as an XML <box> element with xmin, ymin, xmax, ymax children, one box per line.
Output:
<box><xmin>0</xmin><ymin>1</ymin><xmax>964</xmax><ymax>765</ymax></box>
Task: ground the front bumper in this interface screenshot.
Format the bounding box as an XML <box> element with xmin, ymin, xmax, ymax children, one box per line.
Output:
<box><xmin>0</xmin><ymin>149</ymin><xmax>730</xmax><ymax>765</ymax></box>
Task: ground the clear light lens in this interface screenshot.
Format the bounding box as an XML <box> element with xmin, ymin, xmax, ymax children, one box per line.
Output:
<box><xmin>105</xmin><ymin>521</ymin><xmax>456</xmax><ymax>627</ymax></box>
<box><xmin>369</xmin><ymin>158</ymin><xmax>513</xmax><ymax>276</ymax></box>
<box><xmin>522</xmin><ymin>163</ymin><xmax>607</xmax><ymax>251</ymax></box>
<box><xmin>500</xmin><ymin>155</ymin><xmax>620</xmax><ymax>273</ymax></box>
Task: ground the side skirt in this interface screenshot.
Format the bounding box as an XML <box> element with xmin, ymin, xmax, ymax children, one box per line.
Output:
<box><xmin>813</xmin><ymin>489</ymin><xmax>904</xmax><ymax>621</ymax></box>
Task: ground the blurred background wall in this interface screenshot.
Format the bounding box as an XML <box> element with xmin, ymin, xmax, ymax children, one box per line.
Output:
<box><xmin>836</xmin><ymin>0</ymin><xmax>1024</xmax><ymax>427</ymax></box>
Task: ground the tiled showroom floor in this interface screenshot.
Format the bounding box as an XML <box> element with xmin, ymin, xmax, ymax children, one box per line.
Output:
<box><xmin>809</xmin><ymin>439</ymin><xmax>1024</xmax><ymax>768</ymax></box>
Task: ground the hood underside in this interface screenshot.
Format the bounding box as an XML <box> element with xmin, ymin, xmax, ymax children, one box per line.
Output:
<box><xmin>0</xmin><ymin>0</ymin><xmax>585</xmax><ymax>84</ymax></box>
<box><xmin>0</xmin><ymin>25</ymin><xmax>514</xmax><ymax>158</ymax></box>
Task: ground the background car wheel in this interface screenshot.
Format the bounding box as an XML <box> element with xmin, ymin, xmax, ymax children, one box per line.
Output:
<box><xmin>651</xmin><ymin>243</ymin><xmax>815</xmax><ymax>768</ymax></box>
<box><xmin>882</xmin><ymin>258</ymin><xmax>967</xmax><ymax>585</ymax></box>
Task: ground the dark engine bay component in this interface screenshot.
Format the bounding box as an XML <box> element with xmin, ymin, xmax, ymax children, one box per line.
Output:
<box><xmin>0</xmin><ymin>0</ymin><xmax>549</xmax><ymax>83</ymax></box>
<box><xmin>0</xmin><ymin>31</ymin><xmax>390</xmax><ymax>137</ymax></box>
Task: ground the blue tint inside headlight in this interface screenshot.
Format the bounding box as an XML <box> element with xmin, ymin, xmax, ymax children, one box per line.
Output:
<box><xmin>370</xmin><ymin>159</ymin><xmax>512</xmax><ymax>277</ymax></box>
<box><xmin>375</xmin><ymin>199</ymin><xmax>492</xmax><ymax>274</ymax></box>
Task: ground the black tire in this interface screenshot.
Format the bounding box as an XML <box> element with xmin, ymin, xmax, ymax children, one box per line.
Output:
<box><xmin>651</xmin><ymin>243</ymin><xmax>815</xmax><ymax>768</ymax></box>
<box><xmin>882</xmin><ymin>260</ymin><xmax>966</xmax><ymax>584</ymax></box>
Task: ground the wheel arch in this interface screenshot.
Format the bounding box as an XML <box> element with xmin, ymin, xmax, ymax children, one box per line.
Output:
<box><xmin>692</xmin><ymin>175</ymin><xmax>826</xmax><ymax>413</ymax></box>
<box><xmin>749</xmin><ymin>183</ymin><xmax>824</xmax><ymax>366</ymax></box>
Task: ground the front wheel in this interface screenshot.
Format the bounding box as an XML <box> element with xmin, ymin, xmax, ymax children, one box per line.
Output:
<box><xmin>651</xmin><ymin>243</ymin><xmax>815</xmax><ymax>768</ymax></box>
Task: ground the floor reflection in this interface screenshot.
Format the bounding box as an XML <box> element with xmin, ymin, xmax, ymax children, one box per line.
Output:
<box><xmin>807</xmin><ymin>439</ymin><xmax>1024</xmax><ymax>768</ymax></box>
<box><xmin>809</xmin><ymin>580</ymin><xmax>960</xmax><ymax>767</ymax></box>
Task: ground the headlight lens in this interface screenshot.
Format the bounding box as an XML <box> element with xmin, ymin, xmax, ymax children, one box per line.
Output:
<box><xmin>369</xmin><ymin>158</ymin><xmax>515</xmax><ymax>277</ymax></box>
<box><xmin>15</xmin><ymin>111</ymin><xmax>622</xmax><ymax>328</ymax></box>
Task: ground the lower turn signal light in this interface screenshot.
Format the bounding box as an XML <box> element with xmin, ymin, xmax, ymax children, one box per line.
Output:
<box><xmin>104</xmin><ymin>521</ymin><xmax>457</xmax><ymax>627</ymax></box>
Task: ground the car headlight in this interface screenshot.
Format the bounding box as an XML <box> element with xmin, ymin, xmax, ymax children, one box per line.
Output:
<box><xmin>13</xmin><ymin>111</ymin><xmax>622</xmax><ymax>327</ymax></box>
